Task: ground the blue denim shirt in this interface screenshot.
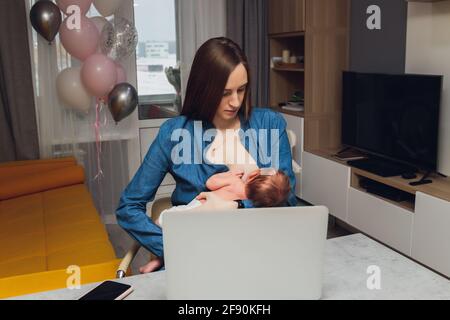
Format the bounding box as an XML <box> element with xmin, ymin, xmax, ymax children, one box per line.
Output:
<box><xmin>116</xmin><ymin>108</ymin><xmax>298</xmax><ymax>257</ymax></box>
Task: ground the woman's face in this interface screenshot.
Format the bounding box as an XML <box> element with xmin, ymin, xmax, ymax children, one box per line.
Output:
<box><xmin>214</xmin><ymin>63</ymin><xmax>248</xmax><ymax>125</ymax></box>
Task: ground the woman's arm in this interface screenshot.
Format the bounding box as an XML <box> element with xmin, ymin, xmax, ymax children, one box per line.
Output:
<box><xmin>116</xmin><ymin>122</ymin><xmax>172</xmax><ymax>258</ymax></box>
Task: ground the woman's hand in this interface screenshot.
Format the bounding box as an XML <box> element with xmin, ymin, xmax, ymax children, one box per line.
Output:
<box><xmin>195</xmin><ymin>192</ymin><xmax>238</xmax><ymax>210</ymax></box>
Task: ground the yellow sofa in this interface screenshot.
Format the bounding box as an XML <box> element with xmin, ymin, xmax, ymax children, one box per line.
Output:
<box><xmin>0</xmin><ymin>157</ymin><xmax>121</xmax><ymax>299</ymax></box>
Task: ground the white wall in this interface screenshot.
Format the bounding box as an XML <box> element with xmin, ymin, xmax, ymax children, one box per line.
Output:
<box><xmin>406</xmin><ymin>2</ymin><xmax>450</xmax><ymax>176</ymax></box>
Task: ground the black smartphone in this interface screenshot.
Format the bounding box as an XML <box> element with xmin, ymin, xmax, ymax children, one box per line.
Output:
<box><xmin>78</xmin><ymin>281</ymin><xmax>133</xmax><ymax>300</ymax></box>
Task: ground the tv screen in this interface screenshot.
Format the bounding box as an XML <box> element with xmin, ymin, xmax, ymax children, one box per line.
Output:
<box><xmin>342</xmin><ymin>71</ymin><xmax>442</xmax><ymax>171</ymax></box>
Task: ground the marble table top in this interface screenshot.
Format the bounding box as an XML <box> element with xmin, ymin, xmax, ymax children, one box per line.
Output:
<box><xmin>10</xmin><ymin>234</ymin><xmax>450</xmax><ymax>300</ymax></box>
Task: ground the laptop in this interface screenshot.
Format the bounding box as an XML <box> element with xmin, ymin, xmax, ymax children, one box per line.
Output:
<box><xmin>163</xmin><ymin>206</ymin><xmax>329</xmax><ymax>300</ymax></box>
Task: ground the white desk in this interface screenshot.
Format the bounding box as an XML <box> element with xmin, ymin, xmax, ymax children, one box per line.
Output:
<box><xmin>10</xmin><ymin>234</ymin><xmax>450</xmax><ymax>300</ymax></box>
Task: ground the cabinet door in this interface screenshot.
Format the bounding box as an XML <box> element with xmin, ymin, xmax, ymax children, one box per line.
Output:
<box><xmin>269</xmin><ymin>0</ymin><xmax>305</xmax><ymax>34</ymax></box>
<box><xmin>301</xmin><ymin>152</ymin><xmax>349</xmax><ymax>221</ymax></box>
<box><xmin>139</xmin><ymin>127</ymin><xmax>175</xmax><ymax>187</ymax></box>
<box><xmin>412</xmin><ymin>192</ymin><xmax>450</xmax><ymax>277</ymax></box>
<box><xmin>348</xmin><ymin>188</ymin><xmax>413</xmax><ymax>256</ymax></box>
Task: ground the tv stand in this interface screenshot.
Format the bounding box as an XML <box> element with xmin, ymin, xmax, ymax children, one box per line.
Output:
<box><xmin>348</xmin><ymin>157</ymin><xmax>417</xmax><ymax>177</ymax></box>
<box><xmin>302</xmin><ymin>150</ymin><xmax>450</xmax><ymax>278</ymax></box>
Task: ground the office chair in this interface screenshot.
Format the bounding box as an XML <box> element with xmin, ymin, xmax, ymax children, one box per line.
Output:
<box><xmin>116</xmin><ymin>129</ymin><xmax>301</xmax><ymax>278</ymax></box>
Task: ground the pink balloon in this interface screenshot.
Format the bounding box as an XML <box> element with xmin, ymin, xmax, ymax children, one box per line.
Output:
<box><xmin>59</xmin><ymin>15</ymin><xmax>99</xmax><ymax>61</ymax></box>
<box><xmin>81</xmin><ymin>54</ymin><xmax>117</xmax><ymax>97</ymax></box>
<box><xmin>115</xmin><ymin>63</ymin><xmax>127</xmax><ymax>84</ymax></box>
<box><xmin>56</xmin><ymin>0</ymin><xmax>93</xmax><ymax>15</ymax></box>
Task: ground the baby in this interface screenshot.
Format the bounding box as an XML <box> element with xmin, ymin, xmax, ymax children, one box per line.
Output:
<box><xmin>139</xmin><ymin>167</ymin><xmax>291</xmax><ymax>273</ymax></box>
<box><xmin>158</xmin><ymin>167</ymin><xmax>291</xmax><ymax>225</ymax></box>
<box><xmin>200</xmin><ymin>167</ymin><xmax>291</xmax><ymax>206</ymax></box>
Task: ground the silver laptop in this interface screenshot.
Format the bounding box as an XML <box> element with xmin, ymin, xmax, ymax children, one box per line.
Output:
<box><xmin>162</xmin><ymin>206</ymin><xmax>329</xmax><ymax>300</ymax></box>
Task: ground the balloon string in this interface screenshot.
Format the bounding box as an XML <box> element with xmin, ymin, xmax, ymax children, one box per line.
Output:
<box><xmin>94</xmin><ymin>98</ymin><xmax>104</xmax><ymax>181</ymax></box>
<box><xmin>100</xmin><ymin>100</ymin><xmax>108</xmax><ymax>126</ymax></box>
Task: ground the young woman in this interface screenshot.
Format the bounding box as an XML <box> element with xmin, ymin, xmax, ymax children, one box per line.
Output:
<box><xmin>116</xmin><ymin>37</ymin><xmax>297</xmax><ymax>272</ymax></box>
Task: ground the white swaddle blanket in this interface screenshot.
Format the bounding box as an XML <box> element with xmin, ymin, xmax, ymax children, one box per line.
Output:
<box><xmin>158</xmin><ymin>199</ymin><xmax>202</xmax><ymax>227</ymax></box>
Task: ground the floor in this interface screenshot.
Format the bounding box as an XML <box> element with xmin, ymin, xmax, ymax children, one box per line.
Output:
<box><xmin>105</xmin><ymin>198</ymin><xmax>354</xmax><ymax>276</ymax></box>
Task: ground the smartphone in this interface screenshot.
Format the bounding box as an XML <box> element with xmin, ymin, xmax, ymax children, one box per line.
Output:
<box><xmin>78</xmin><ymin>281</ymin><xmax>133</xmax><ymax>300</ymax></box>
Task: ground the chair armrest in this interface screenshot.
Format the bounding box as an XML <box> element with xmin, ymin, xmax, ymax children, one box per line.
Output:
<box><xmin>116</xmin><ymin>241</ymin><xmax>141</xmax><ymax>279</ymax></box>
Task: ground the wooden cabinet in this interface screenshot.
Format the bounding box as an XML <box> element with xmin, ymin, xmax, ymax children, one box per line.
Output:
<box><xmin>269</xmin><ymin>0</ymin><xmax>305</xmax><ymax>34</ymax></box>
<box><xmin>304</xmin><ymin>0</ymin><xmax>350</xmax><ymax>152</ymax></box>
<box><xmin>301</xmin><ymin>151</ymin><xmax>350</xmax><ymax>221</ymax></box>
<box><xmin>412</xmin><ymin>192</ymin><xmax>450</xmax><ymax>277</ymax></box>
<box><xmin>268</xmin><ymin>0</ymin><xmax>349</xmax><ymax>153</ymax></box>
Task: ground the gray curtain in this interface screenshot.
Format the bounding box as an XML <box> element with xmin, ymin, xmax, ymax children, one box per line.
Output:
<box><xmin>0</xmin><ymin>0</ymin><xmax>40</xmax><ymax>162</ymax></box>
<box><xmin>226</xmin><ymin>0</ymin><xmax>269</xmax><ymax>107</ymax></box>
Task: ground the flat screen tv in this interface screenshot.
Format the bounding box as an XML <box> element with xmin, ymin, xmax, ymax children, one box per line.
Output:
<box><xmin>342</xmin><ymin>71</ymin><xmax>442</xmax><ymax>172</ymax></box>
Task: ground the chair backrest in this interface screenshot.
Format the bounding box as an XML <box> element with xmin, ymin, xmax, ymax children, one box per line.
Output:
<box><xmin>151</xmin><ymin>197</ymin><xmax>172</xmax><ymax>221</ymax></box>
<box><xmin>287</xmin><ymin>129</ymin><xmax>297</xmax><ymax>152</ymax></box>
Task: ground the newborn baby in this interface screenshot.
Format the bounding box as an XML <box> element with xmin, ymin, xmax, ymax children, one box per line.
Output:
<box><xmin>159</xmin><ymin>167</ymin><xmax>291</xmax><ymax>225</ymax></box>
<box><xmin>139</xmin><ymin>167</ymin><xmax>291</xmax><ymax>273</ymax></box>
<box><xmin>200</xmin><ymin>167</ymin><xmax>291</xmax><ymax>206</ymax></box>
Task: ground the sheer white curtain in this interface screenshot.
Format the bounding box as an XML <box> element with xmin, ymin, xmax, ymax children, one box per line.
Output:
<box><xmin>25</xmin><ymin>0</ymin><xmax>139</xmax><ymax>222</ymax></box>
<box><xmin>176</xmin><ymin>0</ymin><xmax>227</xmax><ymax>100</ymax></box>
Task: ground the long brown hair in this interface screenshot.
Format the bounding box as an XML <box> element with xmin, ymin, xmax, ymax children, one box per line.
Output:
<box><xmin>181</xmin><ymin>37</ymin><xmax>252</xmax><ymax>122</ymax></box>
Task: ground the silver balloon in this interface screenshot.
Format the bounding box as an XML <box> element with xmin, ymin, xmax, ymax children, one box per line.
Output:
<box><xmin>108</xmin><ymin>83</ymin><xmax>138</xmax><ymax>123</ymax></box>
<box><xmin>30</xmin><ymin>0</ymin><xmax>62</xmax><ymax>44</ymax></box>
<box><xmin>100</xmin><ymin>17</ymin><xmax>138</xmax><ymax>61</ymax></box>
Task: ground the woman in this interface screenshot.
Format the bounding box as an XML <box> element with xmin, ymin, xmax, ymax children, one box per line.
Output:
<box><xmin>116</xmin><ymin>37</ymin><xmax>297</xmax><ymax>271</ymax></box>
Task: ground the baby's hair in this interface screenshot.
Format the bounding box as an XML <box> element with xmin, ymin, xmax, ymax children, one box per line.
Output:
<box><xmin>245</xmin><ymin>170</ymin><xmax>290</xmax><ymax>207</ymax></box>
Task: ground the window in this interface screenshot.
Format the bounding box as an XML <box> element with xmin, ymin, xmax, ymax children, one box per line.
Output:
<box><xmin>134</xmin><ymin>0</ymin><xmax>180</xmax><ymax>119</ymax></box>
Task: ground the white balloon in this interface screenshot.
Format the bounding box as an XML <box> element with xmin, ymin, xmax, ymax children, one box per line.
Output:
<box><xmin>93</xmin><ymin>0</ymin><xmax>121</xmax><ymax>17</ymax></box>
<box><xmin>56</xmin><ymin>67</ymin><xmax>92</xmax><ymax>114</ymax></box>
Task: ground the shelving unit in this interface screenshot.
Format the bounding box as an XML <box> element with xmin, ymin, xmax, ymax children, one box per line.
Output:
<box><xmin>269</xmin><ymin>33</ymin><xmax>305</xmax><ymax>110</ymax></box>
<box><xmin>268</xmin><ymin>0</ymin><xmax>350</xmax><ymax>155</ymax></box>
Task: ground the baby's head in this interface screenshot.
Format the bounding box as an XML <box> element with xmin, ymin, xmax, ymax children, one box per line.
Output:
<box><xmin>245</xmin><ymin>168</ymin><xmax>290</xmax><ymax>207</ymax></box>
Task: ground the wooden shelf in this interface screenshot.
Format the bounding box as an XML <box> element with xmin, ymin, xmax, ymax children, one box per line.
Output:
<box><xmin>350</xmin><ymin>184</ymin><xmax>415</xmax><ymax>212</ymax></box>
<box><xmin>273</xmin><ymin>67</ymin><xmax>305</xmax><ymax>72</ymax></box>
<box><xmin>271</xmin><ymin>106</ymin><xmax>304</xmax><ymax>118</ymax></box>
<box><xmin>269</xmin><ymin>31</ymin><xmax>305</xmax><ymax>39</ymax></box>
<box><xmin>351</xmin><ymin>168</ymin><xmax>450</xmax><ymax>203</ymax></box>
